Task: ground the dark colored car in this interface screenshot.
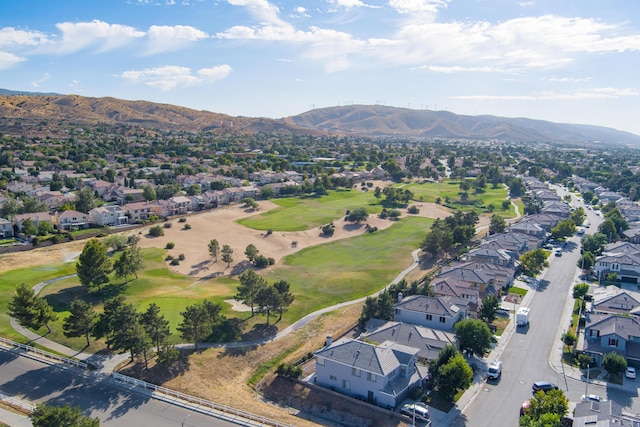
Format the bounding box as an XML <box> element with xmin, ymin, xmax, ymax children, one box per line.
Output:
<box><xmin>532</xmin><ymin>381</ymin><xmax>559</xmax><ymax>393</ymax></box>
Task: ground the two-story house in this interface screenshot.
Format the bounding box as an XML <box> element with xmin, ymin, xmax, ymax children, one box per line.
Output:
<box><xmin>314</xmin><ymin>338</ymin><xmax>427</xmax><ymax>408</ymax></box>
<box><xmin>580</xmin><ymin>315</ymin><xmax>640</xmax><ymax>366</ymax></box>
<box><xmin>0</xmin><ymin>218</ymin><xmax>14</xmax><ymax>238</ymax></box>
<box><xmin>55</xmin><ymin>210</ymin><xmax>90</xmax><ymax>231</ymax></box>
<box><xmin>89</xmin><ymin>205</ymin><xmax>128</xmax><ymax>227</ymax></box>
<box><xmin>393</xmin><ymin>294</ymin><xmax>468</xmax><ymax>331</ymax></box>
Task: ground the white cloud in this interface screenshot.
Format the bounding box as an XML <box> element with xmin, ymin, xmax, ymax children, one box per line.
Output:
<box><xmin>0</xmin><ymin>27</ymin><xmax>50</xmax><ymax>48</ymax></box>
<box><xmin>31</xmin><ymin>72</ymin><xmax>50</xmax><ymax>88</ymax></box>
<box><xmin>145</xmin><ymin>25</ymin><xmax>209</xmax><ymax>54</ymax></box>
<box><xmin>120</xmin><ymin>64</ymin><xmax>232</xmax><ymax>90</ymax></box>
<box><xmin>327</xmin><ymin>0</ymin><xmax>373</xmax><ymax>9</ymax></box>
<box><xmin>197</xmin><ymin>64</ymin><xmax>233</xmax><ymax>81</ymax></box>
<box><xmin>419</xmin><ymin>65</ymin><xmax>508</xmax><ymax>73</ymax></box>
<box><xmin>0</xmin><ymin>51</ymin><xmax>25</xmax><ymax>69</ymax></box>
<box><xmin>54</xmin><ymin>20</ymin><xmax>145</xmax><ymax>53</ymax></box>
<box><xmin>226</xmin><ymin>0</ymin><xmax>289</xmax><ymax>27</ymax></box>
<box><xmin>388</xmin><ymin>0</ymin><xmax>450</xmax><ymax>14</ymax></box>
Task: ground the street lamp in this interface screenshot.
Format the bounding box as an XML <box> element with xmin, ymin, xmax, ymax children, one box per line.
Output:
<box><xmin>181</xmin><ymin>414</ymin><xmax>190</xmax><ymax>427</ymax></box>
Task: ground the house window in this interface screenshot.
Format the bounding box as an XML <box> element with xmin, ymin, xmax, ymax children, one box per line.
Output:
<box><xmin>439</xmin><ymin>316</ymin><xmax>446</xmax><ymax>323</ymax></box>
<box><xmin>608</xmin><ymin>338</ymin><xmax>619</xmax><ymax>347</ymax></box>
<box><xmin>342</xmin><ymin>379</ymin><xmax>351</xmax><ymax>391</ymax></box>
<box><xmin>352</xmin><ymin>367</ymin><xmax>361</xmax><ymax>377</ymax></box>
<box><xmin>367</xmin><ymin>372</ymin><xmax>376</xmax><ymax>382</ymax></box>
<box><xmin>329</xmin><ymin>375</ymin><xmax>336</xmax><ymax>381</ymax></box>
<box><xmin>426</xmin><ymin>314</ymin><xmax>432</xmax><ymax>321</ymax></box>
<box><xmin>316</xmin><ymin>357</ymin><xmax>325</xmax><ymax>366</ymax></box>
<box><xmin>395</xmin><ymin>309</ymin><xmax>400</xmax><ymax>315</ymax></box>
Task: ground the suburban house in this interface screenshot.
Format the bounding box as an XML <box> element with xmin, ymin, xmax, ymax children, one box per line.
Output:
<box><xmin>465</xmin><ymin>247</ymin><xmax>514</xmax><ymax>267</ymax></box>
<box><xmin>0</xmin><ymin>218</ymin><xmax>14</xmax><ymax>238</ymax></box>
<box><xmin>507</xmin><ymin>219</ymin><xmax>546</xmax><ymax>239</ymax></box>
<box><xmin>595</xmin><ymin>243</ymin><xmax>640</xmax><ymax>285</ymax></box>
<box><xmin>55</xmin><ymin>210</ymin><xmax>90</xmax><ymax>231</ymax></box>
<box><xmin>481</xmin><ymin>232</ymin><xmax>531</xmax><ymax>259</ymax></box>
<box><xmin>314</xmin><ymin>338</ymin><xmax>427</xmax><ymax>408</ymax></box>
<box><xmin>361</xmin><ymin>319</ymin><xmax>458</xmax><ymax>363</ymax></box>
<box><xmin>438</xmin><ymin>261</ymin><xmax>515</xmax><ymax>295</ymax></box>
<box><xmin>393</xmin><ymin>294</ymin><xmax>468</xmax><ymax>331</ymax></box>
<box><xmin>123</xmin><ymin>201</ymin><xmax>164</xmax><ymax>223</ymax></box>
<box><xmin>573</xmin><ymin>400</ymin><xmax>640</xmax><ymax>426</ymax></box>
<box><xmin>88</xmin><ymin>205</ymin><xmax>128</xmax><ymax>227</ymax></box>
<box><xmin>624</xmin><ymin>227</ymin><xmax>640</xmax><ymax>244</ymax></box>
<box><xmin>588</xmin><ymin>288</ymin><xmax>640</xmax><ymax>316</ymax></box>
<box><xmin>12</xmin><ymin>212</ymin><xmax>53</xmax><ymax>232</ymax></box>
<box><xmin>580</xmin><ymin>315</ymin><xmax>640</xmax><ymax>367</ymax></box>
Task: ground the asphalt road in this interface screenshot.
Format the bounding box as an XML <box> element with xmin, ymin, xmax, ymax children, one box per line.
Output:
<box><xmin>0</xmin><ymin>350</ymin><xmax>243</xmax><ymax>427</ymax></box>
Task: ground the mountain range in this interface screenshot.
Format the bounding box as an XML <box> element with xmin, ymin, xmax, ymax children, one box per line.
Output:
<box><xmin>1</xmin><ymin>89</ymin><xmax>639</xmax><ymax>145</ymax></box>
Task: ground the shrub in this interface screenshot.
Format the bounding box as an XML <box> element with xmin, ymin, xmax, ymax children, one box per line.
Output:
<box><xmin>170</xmin><ymin>259</ymin><xmax>180</xmax><ymax>266</ymax></box>
<box><xmin>165</xmin><ymin>255</ymin><xmax>174</xmax><ymax>261</ymax></box>
<box><xmin>183</xmin><ymin>223</ymin><xmax>192</xmax><ymax>230</ymax></box>
<box><xmin>149</xmin><ymin>225</ymin><xmax>164</xmax><ymax>237</ymax></box>
<box><xmin>254</xmin><ymin>255</ymin><xmax>269</xmax><ymax>268</ymax></box>
<box><xmin>165</xmin><ymin>242</ymin><xmax>175</xmax><ymax>249</ymax></box>
<box><xmin>178</xmin><ymin>253</ymin><xmax>185</xmax><ymax>261</ymax></box>
<box><xmin>407</xmin><ymin>205</ymin><xmax>420</xmax><ymax>214</ymax></box>
<box><xmin>276</xmin><ymin>363</ymin><xmax>302</xmax><ymax>379</ymax></box>
<box><xmin>321</xmin><ymin>223</ymin><xmax>335</xmax><ymax>236</ymax></box>
<box><xmin>268</xmin><ymin>257</ymin><xmax>275</xmax><ymax>265</ymax></box>
<box><xmin>389</xmin><ymin>209</ymin><xmax>402</xmax><ymax>219</ymax></box>
<box><xmin>178</xmin><ymin>217</ymin><xmax>187</xmax><ymax>223</ymax></box>
<box><xmin>163</xmin><ymin>222</ymin><xmax>172</xmax><ymax>228</ymax></box>
<box><xmin>266</xmin><ymin>229</ymin><xmax>273</xmax><ymax>236</ymax></box>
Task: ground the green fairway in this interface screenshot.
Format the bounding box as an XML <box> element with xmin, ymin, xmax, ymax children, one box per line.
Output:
<box><xmin>262</xmin><ymin>216</ymin><xmax>434</xmax><ymax>321</ymax></box>
<box><xmin>404</xmin><ymin>180</ymin><xmax>516</xmax><ymax>217</ymax></box>
<box><xmin>237</xmin><ymin>189</ymin><xmax>382</xmax><ymax>231</ymax></box>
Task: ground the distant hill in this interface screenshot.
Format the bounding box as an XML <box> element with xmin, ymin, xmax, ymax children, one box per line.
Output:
<box><xmin>0</xmin><ymin>93</ymin><xmax>316</xmax><ymax>135</ymax></box>
<box><xmin>284</xmin><ymin>104</ymin><xmax>640</xmax><ymax>145</ymax></box>
<box><xmin>1</xmin><ymin>90</ymin><xmax>638</xmax><ymax>145</ymax></box>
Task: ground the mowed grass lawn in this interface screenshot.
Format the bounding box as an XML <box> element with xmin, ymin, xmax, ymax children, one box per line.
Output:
<box><xmin>405</xmin><ymin>180</ymin><xmax>516</xmax><ymax>217</ymax></box>
<box><xmin>263</xmin><ymin>216</ymin><xmax>434</xmax><ymax>321</ymax></box>
<box><xmin>238</xmin><ymin>189</ymin><xmax>382</xmax><ymax>231</ymax></box>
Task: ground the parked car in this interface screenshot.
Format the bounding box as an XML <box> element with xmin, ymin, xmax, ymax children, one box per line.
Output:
<box><xmin>401</xmin><ymin>403</ymin><xmax>429</xmax><ymax>421</ymax></box>
<box><xmin>581</xmin><ymin>394</ymin><xmax>606</xmax><ymax>403</ymax></box>
<box><xmin>532</xmin><ymin>381</ymin><xmax>558</xmax><ymax>393</ymax></box>
<box><xmin>487</xmin><ymin>360</ymin><xmax>502</xmax><ymax>380</ymax></box>
<box><xmin>626</xmin><ymin>366</ymin><xmax>636</xmax><ymax>379</ymax></box>
<box><xmin>555</xmin><ymin>250</ymin><xmax>562</xmax><ymax>257</ymax></box>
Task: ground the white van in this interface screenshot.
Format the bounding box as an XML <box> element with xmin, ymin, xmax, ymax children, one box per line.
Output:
<box><xmin>487</xmin><ymin>361</ymin><xmax>502</xmax><ymax>380</ymax></box>
<box><xmin>401</xmin><ymin>403</ymin><xmax>429</xmax><ymax>421</ymax></box>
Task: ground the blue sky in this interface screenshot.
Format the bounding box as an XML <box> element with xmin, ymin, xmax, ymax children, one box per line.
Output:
<box><xmin>2</xmin><ymin>0</ymin><xmax>640</xmax><ymax>135</ymax></box>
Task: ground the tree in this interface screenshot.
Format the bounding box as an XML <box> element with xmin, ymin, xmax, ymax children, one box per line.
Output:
<box><xmin>256</xmin><ymin>284</ymin><xmax>281</xmax><ymax>326</ymax></box>
<box><xmin>454</xmin><ymin>318</ymin><xmax>493</xmax><ymax>357</ymax></box>
<box><xmin>109</xmin><ymin>303</ymin><xmax>150</xmax><ymax>363</ymax></box>
<box><xmin>75</xmin><ymin>186</ymin><xmax>97</xmax><ymax>213</ymax></box>
<box><xmin>37</xmin><ymin>221</ymin><xmax>53</xmax><ymax>236</ymax></box>
<box><xmin>373</xmin><ymin>186</ymin><xmax>382</xmax><ymax>202</ymax></box>
<box><xmin>598</xmin><ymin>218</ymin><xmax>618</xmax><ymax>241</ymax></box>
<box><xmin>221</xmin><ymin>244</ymin><xmax>233</xmax><ymax>267</ymax></box>
<box><xmin>273</xmin><ymin>280</ymin><xmax>294</xmax><ymax>320</ymax></box>
<box><xmin>602</xmin><ymin>351</ymin><xmax>627</xmax><ymax>375</ymax></box>
<box><xmin>551</xmin><ymin>219</ymin><xmax>576</xmax><ymax>239</ymax></box>
<box><xmin>63</xmin><ymin>299</ymin><xmax>97</xmax><ymax>347</ymax></box>
<box><xmin>236</xmin><ymin>270</ymin><xmax>267</xmax><ymax>316</ymax></box>
<box><xmin>577</xmin><ymin>252</ymin><xmax>595</xmax><ymax>271</ymax></box>
<box><xmin>76</xmin><ymin>239</ymin><xmax>112</xmax><ymax>292</ymax></box>
<box><xmin>346</xmin><ymin>207</ymin><xmax>369</xmax><ymax>223</ymax></box>
<box><xmin>562</xmin><ymin>331</ymin><xmax>576</xmax><ymax>347</ymax></box>
<box><xmin>244</xmin><ymin>243</ymin><xmax>259</xmax><ymax>263</ymax></box>
<box><xmin>488</xmin><ymin>214</ymin><xmax>506</xmax><ymax>235</ymax></box>
<box><xmin>21</xmin><ymin>217</ymin><xmax>37</xmax><ymax>237</ymax></box>
<box><xmin>113</xmin><ymin>243</ymin><xmax>144</xmax><ymax>284</ymax></box>
<box><xmin>31</xmin><ymin>403</ymin><xmax>99</xmax><ymax>427</ymax></box>
<box><xmin>92</xmin><ymin>296</ymin><xmax>125</xmax><ymax>349</ymax></box>
<box><xmin>142</xmin><ymin>184</ymin><xmax>156</xmax><ymax>201</ymax></box>
<box><xmin>520</xmin><ymin>389</ymin><xmax>568</xmax><ymax>427</ymax></box>
<box><xmin>581</xmin><ymin>233</ymin><xmax>607</xmax><ymax>255</ymax></box>
<box><xmin>573</xmin><ymin>283</ymin><xmax>590</xmax><ymax>299</ymax></box>
<box><xmin>437</xmin><ymin>352</ymin><xmax>473</xmax><ymax>401</ymax></box>
<box><xmin>8</xmin><ymin>283</ymin><xmax>57</xmax><ymax>333</ymax></box>
<box><xmin>520</xmin><ymin>248</ymin><xmax>549</xmax><ymax>276</ymax></box>
<box><xmin>208</xmin><ymin>239</ymin><xmax>220</xmax><ymax>262</ymax></box>
<box><xmin>478</xmin><ymin>295</ymin><xmax>500</xmax><ymax>323</ymax></box>
<box><xmin>141</xmin><ymin>303</ymin><xmax>171</xmax><ymax>353</ymax></box>
<box><xmin>178</xmin><ymin>300</ymin><xmax>223</xmax><ymax>350</ymax></box>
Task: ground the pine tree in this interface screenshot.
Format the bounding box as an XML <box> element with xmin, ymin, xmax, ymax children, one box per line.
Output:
<box><xmin>76</xmin><ymin>239</ymin><xmax>112</xmax><ymax>292</ymax></box>
<box><xmin>221</xmin><ymin>244</ymin><xmax>233</xmax><ymax>267</ymax></box>
<box><xmin>8</xmin><ymin>283</ymin><xmax>57</xmax><ymax>333</ymax></box>
<box><xmin>63</xmin><ymin>299</ymin><xmax>97</xmax><ymax>347</ymax></box>
<box><xmin>141</xmin><ymin>303</ymin><xmax>171</xmax><ymax>352</ymax></box>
